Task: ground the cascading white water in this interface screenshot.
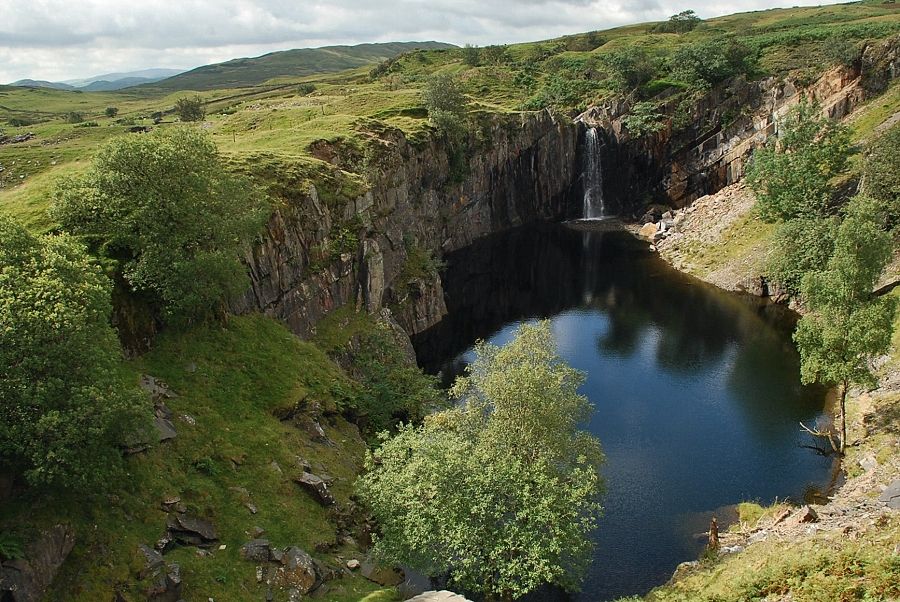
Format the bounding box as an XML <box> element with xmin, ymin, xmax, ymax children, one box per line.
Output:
<box><xmin>582</xmin><ymin>127</ymin><xmax>606</xmax><ymax>219</ymax></box>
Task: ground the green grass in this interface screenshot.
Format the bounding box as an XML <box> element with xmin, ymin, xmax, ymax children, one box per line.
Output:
<box><xmin>0</xmin><ymin>314</ymin><xmax>383</xmax><ymax>601</ymax></box>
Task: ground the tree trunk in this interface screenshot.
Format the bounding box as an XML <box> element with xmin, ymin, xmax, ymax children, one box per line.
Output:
<box><xmin>838</xmin><ymin>380</ymin><xmax>848</xmax><ymax>455</ymax></box>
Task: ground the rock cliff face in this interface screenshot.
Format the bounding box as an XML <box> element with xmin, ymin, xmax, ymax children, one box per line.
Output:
<box><xmin>232</xmin><ymin>110</ymin><xmax>579</xmax><ymax>337</ymax></box>
<box><xmin>580</xmin><ymin>36</ymin><xmax>900</xmax><ymax>214</ymax></box>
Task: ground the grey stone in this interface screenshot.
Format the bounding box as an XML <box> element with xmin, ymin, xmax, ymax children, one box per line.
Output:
<box><xmin>166</xmin><ymin>514</ymin><xmax>218</xmax><ymax>546</ymax></box>
<box><xmin>239</xmin><ymin>539</ymin><xmax>271</xmax><ymax>562</ymax></box>
<box><xmin>879</xmin><ymin>480</ymin><xmax>900</xmax><ymax>509</ymax></box>
<box><xmin>0</xmin><ymin>525</ymin><xmax>75</xmax><ymax>602</ymax></box>
<box><xmin>273</xmin><ymin>547</ymin><xmax>316</xmax><ymax>594</ymax></box>
<box><xmin>155</xmin><ymin>415</ymin><xmax>177</xmax><ymax>442</ymax></box>
<box><xmin>294</xmin><ymin>472</ymin><xmax>335</xmax><ymax>506</ymax></box>
<box><xmin>137</xmin><ymin>544</ymin><xmax>165</xmax><ymax>578</ymax></box>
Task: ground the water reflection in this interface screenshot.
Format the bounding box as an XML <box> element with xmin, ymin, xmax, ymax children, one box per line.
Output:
<box><xmin>413</xmin><ymin>223</ymin><xmax>831</xmax><ymax>601</ymax></box>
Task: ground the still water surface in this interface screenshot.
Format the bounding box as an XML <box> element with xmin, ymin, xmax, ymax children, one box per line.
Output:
<box><xmin>412</xmin><ymin>223</ymin><xmax>833</xmax><ymax>601</ymax></box>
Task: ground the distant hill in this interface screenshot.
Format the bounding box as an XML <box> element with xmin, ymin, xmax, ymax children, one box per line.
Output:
<box><xmin>8</xmin><ymin>68</ymin><xmax>185</xmax><ymax>91</ymax></box>
<box><xmin>9</xmin><ymin>79</ymin><xmax>75</xmax><ymax>90</ymax></box>
<box><xmin>148</xmin><ymin>41</ymin><xmax>456</xmax><ymax>91</ymax></box>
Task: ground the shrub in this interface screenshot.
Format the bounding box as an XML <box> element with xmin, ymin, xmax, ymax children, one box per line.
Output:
<box><xmin>174</xmin><ymin>96</ymin><xmax>205</xmax><ymax>122</ymax></box>
<box><xmin>746</xmin><ymin>101</ymin><xmax>851</xmax><ymax>222</ymax></box>
<box><xmin>652</xmin><ymin>10</ymin><xmax>703</xmax><ymax>33</ymax></box>
<box><xmin>65</xmin><ymin>111</ymin><xmax>84</xmax><ymax>124</ymax></box>
<box><xmin>297</xmin><ymin>83</ymin><xmax>316</xmax><ymax>96</ymax></box>
<box><xmin>863</xmin><ymin>122</ymin><xmax>900</xmax><ymax>229</ymax></box>
<box><xmin>767</xmin><ymin>217</ymin><xmax>839</xmax><ymax>295</ymax></box>
<box><xmin>462</xmin><ymin>44</ymin><xmax>481</xmax><ymax>66</ymax></box>
<box><xmin>600</xmin><ymin>48</ymin><xmax>657</xmax><ymax>91</ymax></box>
<box><xmin>622</xmin><ymin>101</ymin><xmax>667</xmax><ymax>136</ymax></box>
<box><xmin>670</xmin><ymin>38</ymin><xmax>758</xmax><ymax>89</ymax></box>
<box><xmin>0</xmin><ymin>216</ymin><xmax>150</xmax><ymax>490</ymax></box>
<box><xmin>104</xmin><ymin>107</ymin><xmax>119</xmax><ymax>118</ymax></box>
<box><xmin>51</xmin><ymin>128</ymin><xmax>269</xmax><ymax>323</ymax></box>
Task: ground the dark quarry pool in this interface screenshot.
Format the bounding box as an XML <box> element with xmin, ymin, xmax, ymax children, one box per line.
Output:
<box><xmin>412</xmin><ymin>222</ymin><xmax>835</xmax><ymax>601</ymax></box>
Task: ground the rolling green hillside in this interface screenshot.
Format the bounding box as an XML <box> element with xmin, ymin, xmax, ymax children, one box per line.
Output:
<box><xmin>148</xmin><ymin>41</ymin><xmax>456</xmax><ymax>91</ymax></box>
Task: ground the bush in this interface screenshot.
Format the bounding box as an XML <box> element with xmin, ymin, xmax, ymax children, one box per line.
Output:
<box><xmin>622</xmin><ymin>101</ymin><xmax>667</xmax><ymax>136</ymax></box>
<box><xmin>297</xmin><ymin>83</ymin><xmax>316</xmax><ymax>95</ymax></box>
<box><xmin>174</xmin><ymin>96</ymin><xmax>205</xmax><ymax>122</ymax></box>
<box><xmin>600</xmin><ymin>48</ymin><xmax>657</xmax><ymax>92</ymax></box>
<box><xmin>0</xmin><ymin>216</ymin><xmax>150</xmax><ymax>490</ymax></box>
<box><xmin>104</xmin><ymin>107</ymin><xmax>119</xmax><ymax>118</ymax></box>
<box><xmin>863</xmin><ymin>122</ymin><xmax>900</xmax><ymax>229</ymax></box>
<box><xmin>51</xmin><ymin>128</ymin><xmax>269</xmax><ymax>323</ymax></box>
<box><xmin>746</xmin><ymin>101</ymin><xmax>851</xmax><ymax>222</ymax></box>
<box><xmin>824</xmin><ymin>37</ymin><xmax>861</xmax><ymax>67</ymax></box>
<box><xmin>462</xmin><ymin>44</ymin><xmax>481</xmax><ymax>66</ymax></box>
<box><xmin>767</xmin><ymin>217</ymin><xmax>839</xmax><ymax>295</ymax></box>
<box><xmin>670</xmin><ymin>38</ymin><xmax>758</xmax><ymax>89</ymax></box>
<box><xmin>65</xmin><ymin>111</ymin><xmax>84</xmax><ymax>124</ymax></box>
<box><xmin>652</xmin><ymin>10</ymin><xmax>703</xmax><ymax>33</ymax></box>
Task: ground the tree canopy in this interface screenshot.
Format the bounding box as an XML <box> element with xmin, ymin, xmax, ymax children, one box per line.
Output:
<box><xmin>357</xmin><ymin>322</ymin><xmax>604</xmax><ymax>599</ymax></box>
<box><xmin>862</xmin><ymin>122</ymin><xmax>900</xmax><ymax>229</ymax></box>
<box><xmin>746</xmin><ymin>101</ymin><xmax>851</xmax><ymax>222</ymax></box>
<box><xmin>51</xmin><ymin>128</ymin><xmax>268</xmax><ymax>323</ymax></box>
<box><xmin>0</xmin><ymin>216</ymin><xmax>149</xmax><ymax>489</ymax></box>
<box><xmin>795</xmin><ymin>196</ymin><xmax>897</xmax><ymax>453</ymax></box>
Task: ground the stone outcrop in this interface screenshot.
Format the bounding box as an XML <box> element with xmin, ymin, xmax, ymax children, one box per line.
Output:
<box><xmin>0</xmin><ymin>525</ymin><xmax>75</xmax><ymax>602</ymax></box>
<box><xmin>580</xmin><ymin>35</ymin><xmax>900</xmax><ymax>214</ymax></box>
<box><xmin>231</xmin><ymin>110</ymin><xmax>579</xmax><ymax>338</ymax></box>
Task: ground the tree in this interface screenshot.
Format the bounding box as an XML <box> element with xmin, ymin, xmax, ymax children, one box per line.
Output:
<box><xmin>600</xmin><ymin>48</ymin><xmax>657</xmax><ymax>92</ymax></box>
<box><xmin>423</xmin><ymin>73</ymin><xmax>468</xmax><ymax>140</ymax></box>
<box><xmin>862</xmin><ymin>122</ymin><xmax>900</xmax><ymax>229</ymax></box>
<box><xmin>0</xmin><ymin>216</ymin><xmax>150</xmax><ymax>489</ymax></box>
<box><xmin>51</xmin><ymin>128</ymin><xmax>268</xmax><ymax>323</ymax></box>
<box><xmin>767</xmin><ymin>217</ymin><xmax>839</xmax><ymax>295</ymax></box>
<box><xmin>65</xmin><ymin>111</ymin><xmax>84</xmax><ymax>124</ymax></box>
<box><xmin>670</xmin><ymin>38</ymin><xmax>757</xmax><ymax>89</ymax></box>
<box><xmin>462</xmin><ymin>44</ymin><xmax>481</xmax><ymax>67</ymax></box>
<box><xmin>104</xmin><ymin>106</ymin><xmax>119</xmax><ymax>118</ymax></box>
<box><xmin>653</xmin><ymin>10</ymin><xmax>702</xmax><ymax>33</ymax></box>
<box><xmin>747</xmin><ymin>101</ymin><xmax>851</xmax><ymax>222</ymax></box>
<box><xmin>357</xmin><ymin>322</ymin><xmax>604</xmax><ymax>600</ymax></box>
<box><xmin>174</xmin><ymin>96</ymin><xmax>205</xmax><ymax>122</ymax></box>
<box><xmin>795</xmin><ymin>196</ymin><xmax>897</xmax><ymax>454</ymax></box>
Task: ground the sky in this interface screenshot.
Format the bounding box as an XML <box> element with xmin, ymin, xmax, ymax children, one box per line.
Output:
<box><xmin>1</xmin><ymin>0</ymin><xmax>841</xmax><ymax>83</ymax></box>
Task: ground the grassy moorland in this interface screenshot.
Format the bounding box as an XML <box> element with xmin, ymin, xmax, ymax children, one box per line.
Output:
<box><xmin>3</xmin><ymin>1</ymin><xmax>900</xmax><ymax>235</ymax></box>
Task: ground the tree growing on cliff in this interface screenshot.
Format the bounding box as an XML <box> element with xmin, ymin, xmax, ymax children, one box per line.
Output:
<box><xmin>0</xmin><ymin>215</ymin><xmax>150</xmax><ymax>489</ymax></box>
<box><xmin>423</xmin><ymin>73</ymin><xmax>468</xmax><ymax>140</ymax></box>
<box><xmin>862</xmin><ymin>121</ymin><xmax>900</xmax><ymax>229</ymax></box>
<box><xmin>51</xmin><ymin>128</ymin><xmax>268</xmax><ymax>323</ymax></box>
<box><xmin>795</xmin><ymin>195</ymin><xmax>897</xmax><ymax>454</ymax></box>
<box><xmin>357</xmin><ymin>322</ymin><xmax>604</xmax><ymax>600</ymax></box>
<box><xmin>746</xmin><ymin>101</ymin><xmax>851</xmax><ymax>222</ymax></box>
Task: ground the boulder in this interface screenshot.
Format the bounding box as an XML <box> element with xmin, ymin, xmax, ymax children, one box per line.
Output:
<box><xmin>638</xmin><ymin>222</ymin><xmax>657</xmax><ymax>239</ymax></box>
<box><xmin>165</xmin><ymin>514</ymin><xmax>218</xmax><ymax>547</ymax></box>
<box><xmin>272</xmin><ymin>547</ymin><xmax>317</xmax><ymax>594</ymax></box>
<box><xmin>790</xmin><ymin>505</ymin><xmax>819</xmax><ymax>525</ymax></box>
<box><xmin>294</xmin><ymin>472</ymin><xmax>335</xmax><ymax>506</ymax></box>
<box><xmin>137</xmin><ymin>544</ymin><xmax>165</xmax><ymax>579</ymax></box>
<box><xmin>346</xmin><ymin>559</ymin><xmax>360</xmax><ymax>570</ymax></box>
<box><xmin>0</xmin><ymin>524</ymin><xmax>75</xmax><ymax>602</ymax></box>
<box><xmin>239</xmin><ymin>539</ymin><xmax>272</xmax><ymax>562</ymax></box>
<box><xmin>146</xmin><ymin>561</ymin><xmax>181</xmax><ymax>602</ymax></box>
<box><xmin>879</xmin><ymin>480</ymin><xmax>900</xmax><ymax>509</ymax></box>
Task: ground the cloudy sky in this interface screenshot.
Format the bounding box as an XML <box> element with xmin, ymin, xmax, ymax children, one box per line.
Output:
<box><xmin>1</xmin><ymin>0</ymin><xmax>838</xmax><ymax>83</ymax></box>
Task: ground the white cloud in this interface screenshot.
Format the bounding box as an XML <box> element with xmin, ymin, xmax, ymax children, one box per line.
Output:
<box><xmin>0</xmin><ymin>0</ymin><xmax>837</xmax><ymax>82</ymax></box>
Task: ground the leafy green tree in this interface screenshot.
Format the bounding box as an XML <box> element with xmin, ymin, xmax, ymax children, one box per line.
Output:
<box><xmin>600</xmin><ymin>48</ymin><xmax>657</xmax><ymax>92</ymax></box>
<box><xmin>795</xmin><ymin>196</ymin><xmax>897</xmax><ymax>454</ymax></box>
<box><xmin>622</xmin><ymin>101</ymin><xmax>666</xmax><ymax>137</ymax></box>
<box><xmin>670</xmin><ymin>38</ymin><xmax>757</xmax><ymax>89</ymax></box>
<box><xmin>358</xmin><ymin>322</ymin><xmax>604</xmax><ymax>600</ymax></box>
<box><xmin>747</xmin><ymin>101</ymin><xmax>851</xmax><ymax>222</ymax></box>
<box><xmin>65</xmin><ymin>111</ymin><xmax>84</xmax><ymax>124</ymax></box>
<box><xmin>767</xmin><ymin>217</ymin><xmax>839</xmax><ymax>295</ymax></box>
<box><xmin>0</xmin><ymin>216</ymin><xmax>149</xmax><ymax>489</ymax></box>
<box><xmin>51</xmin><ymin>128</ymin><xmax>268</xmax><ymax>323</ymax></box>
<box><xmin>423</xmin><ymin>73</ymin><xmax>468</xmax><ymax>141</ymax></box>
<box><xmin>481</xmin><ymin>45</ymin><xmax>511</xmax><ymax>66</ymax></box>
<box><xmin>653</xmin><ymin>10</ymin><xmax>703</xmax><ymax>33</ymax></box>
<box><xmin>104</xmin><ymin>106</ymin><xmax>119</xmax><ymax>118</ymax></box>
<box><xmin>174</xmin><ymin>96</ymin><xmax>205</xmax><ymax>122</ymax></box>
<box><xmin>462</xmin><ymin>44</ymin><xmax>481</xmax><ymax>67</ymax></box>
<box><xmin>862</xmin><ymin>122</ymin><xmax>900</xmax><ymax>229</ymax></box>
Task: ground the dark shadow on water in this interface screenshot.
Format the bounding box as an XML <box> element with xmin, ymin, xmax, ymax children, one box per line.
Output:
<box><xmin>412</xmin><ymin>223</ymin><xmax>833</xmax><ymax>602</ymax></box>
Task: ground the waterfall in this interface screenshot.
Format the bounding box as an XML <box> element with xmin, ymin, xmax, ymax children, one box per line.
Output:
<box><xmin>582</xmin><ymin>127</ymin><xmax>606</xmax><ymax>219</ymax></box>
